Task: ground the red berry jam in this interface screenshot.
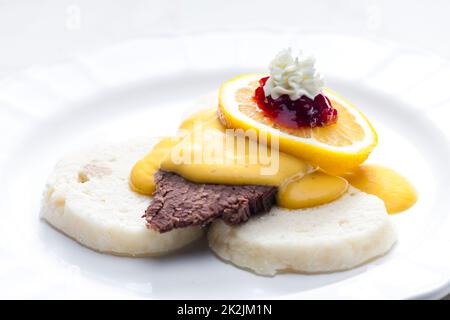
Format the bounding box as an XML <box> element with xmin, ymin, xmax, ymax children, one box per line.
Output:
<box><xmin>254</xmin><ymin>77</ymin><xmax>338</xmax><ymax>128</ymax></box>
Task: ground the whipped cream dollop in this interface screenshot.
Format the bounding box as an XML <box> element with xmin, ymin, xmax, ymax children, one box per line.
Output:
<box><xmin>263</xmin><ymin>48</ymin><xmax>324</xmax><ymax>100</ymax></box>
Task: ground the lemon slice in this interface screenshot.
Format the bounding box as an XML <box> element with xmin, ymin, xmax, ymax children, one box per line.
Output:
<box><xmin>218</xmin><ymin>74</ymin><xmax>378</xmax><ymax>173</ymax></box>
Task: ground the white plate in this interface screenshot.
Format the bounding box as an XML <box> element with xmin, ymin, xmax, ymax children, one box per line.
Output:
<box><xmin>1</xmin><ymin>31</ymin><xmax>450</xmax><ymax>299</ymax></box>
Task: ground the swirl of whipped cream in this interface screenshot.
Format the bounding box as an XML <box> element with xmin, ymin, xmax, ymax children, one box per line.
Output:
<box><xmin>263</xmin><ymin>48</ymin><xmax>324</xmax><ymax>100</ymax></box>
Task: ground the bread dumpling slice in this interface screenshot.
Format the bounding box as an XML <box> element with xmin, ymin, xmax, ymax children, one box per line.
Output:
<box><xmin>208</xmin><ymin>187</ymin><xmax>397</xmax><ymax>275</ymax></box>
<box><xmin>40</xmin><ymin>138</ymin><xmax>203</xmax><ymax>256</ymax></box>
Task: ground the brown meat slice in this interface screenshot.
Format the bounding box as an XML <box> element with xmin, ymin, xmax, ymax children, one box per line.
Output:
<box><xmin>144</xmin><ymin>170</ymin><xmax>277</xmax><ymax>233</ymax></box>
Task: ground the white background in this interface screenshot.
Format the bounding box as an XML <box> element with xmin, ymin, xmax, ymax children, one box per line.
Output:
<box><xmin>1</xmin><ymin>0</ymin><xmax>450</xmax><ymax>79</ymax></box>
<box><xmin>0</xmin><ymin>0</ymin><xmax>449</xmax><ymax>299</ymax></box>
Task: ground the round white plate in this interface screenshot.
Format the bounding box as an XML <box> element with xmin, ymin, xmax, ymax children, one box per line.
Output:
<box><xmin>1</xmin><ymin>31</ymin><xmax>449</xmax><ymax>299</ymax></box>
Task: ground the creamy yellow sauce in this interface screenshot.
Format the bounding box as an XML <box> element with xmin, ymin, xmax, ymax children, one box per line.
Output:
<box><xmin>277</xmin><ymin>171</ymin><xmax>348</xmax><ymax>209</ymax></box>
<box><xmin>130</xmin><ymin>109</ymin><xmax>222</xmax><ymax>195</ymax></box>
<box><xmin>130</xmin><ymin>108</ymin><xmax>416</xmax><ymax>213</ymax></box>
<box><xmin>161</xmin><ymin>128</ymin><xmax>311</xmax><ymax>187</ymax></box>
<box><xmin>129</xmin><ymin>136</ymin><xmax>183</xmax><ymax>194</ymax></box>
<box><xmin>343</xmin><ymin>164</ymin><xmax>418</xmax><ymax>214</ymax></box>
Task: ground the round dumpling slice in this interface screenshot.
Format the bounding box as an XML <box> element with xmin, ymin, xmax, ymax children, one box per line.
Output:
<box><xmin>208</xmin><ymin>187</ymin><xmax>397</xmax><ymax>275</ymax></box>
<box><xmin>40</xmin><ymin>138</ymin><xmax>203</xmax><ymax>256</ymax></box>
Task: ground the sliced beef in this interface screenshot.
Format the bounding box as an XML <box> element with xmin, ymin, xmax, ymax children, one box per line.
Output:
<box><xmin>144</xmin><ymin>170</ymin><xmax>277</xmax><ymax>233</ymax></box>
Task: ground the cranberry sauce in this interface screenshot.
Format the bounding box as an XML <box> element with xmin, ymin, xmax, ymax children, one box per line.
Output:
<box><xmin>254</xmin><ymin>77</ymin><xmax>338</xmax><ymax>128</ymax></box>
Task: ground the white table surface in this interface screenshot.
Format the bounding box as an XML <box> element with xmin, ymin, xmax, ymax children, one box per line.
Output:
<box><xmin>0</xmin><ymin>0</ymin><xmax>449</xmax><ymax>300</ymax></box>
<box><xmin>1</xmin><ymin>0</ymin><xmax>450</xmax><ymax>79</ymax></box>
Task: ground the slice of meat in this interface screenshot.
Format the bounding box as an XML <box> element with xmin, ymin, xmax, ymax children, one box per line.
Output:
<box><xmin>144</xmin><ymin>170</ymin><xmax>277</xmax><ymax>233</ymax></box>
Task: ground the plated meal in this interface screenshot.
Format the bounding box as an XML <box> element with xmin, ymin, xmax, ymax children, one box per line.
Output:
<box><xmin>40</xmin><ymin>48</ymin><xmax>418</xmax><ymax>276</ymax></box>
